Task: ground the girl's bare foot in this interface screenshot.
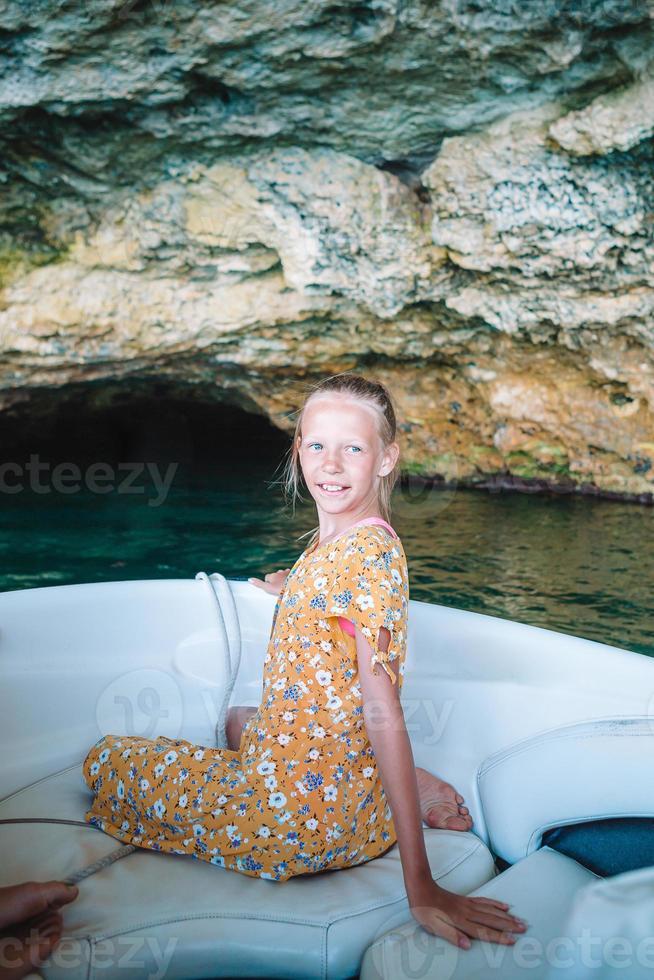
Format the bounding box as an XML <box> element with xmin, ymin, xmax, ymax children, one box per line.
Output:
<box><xmin>0</xmin><ymin>881</ymin><xmax>78</xmax><ymax>980</ymax></box>
<box><xmin>415</xmin><ymin>766</ymin><xmax>473</xmax><ymax>832</ymax></box>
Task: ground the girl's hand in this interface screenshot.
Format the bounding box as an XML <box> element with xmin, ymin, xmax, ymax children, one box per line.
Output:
<box><xmin>247</xmin><ymin>568</ymin><xmax>291</xmax><ymax>597</ymax></box>
<box><xmin>408</xmin><ymin>879</ymin><xmax>528</xmax><ymax>950</ymax></box>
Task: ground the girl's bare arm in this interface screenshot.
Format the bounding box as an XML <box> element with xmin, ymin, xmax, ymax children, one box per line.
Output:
<box><xmin>354</xmin><ymin>626</ymin><xmax>527</xmax><ymax>949</ymax></box>
<box><xmin>354</xmin><ymin>629</ymin><xmax>431</xmax><ymax>888</ymax></box>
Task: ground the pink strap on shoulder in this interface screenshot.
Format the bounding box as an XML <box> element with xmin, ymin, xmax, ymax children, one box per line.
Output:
<box><xmin>352</xmin><ymin>516</ymin><xmax>398</xmax><ymax>539</ymax></box>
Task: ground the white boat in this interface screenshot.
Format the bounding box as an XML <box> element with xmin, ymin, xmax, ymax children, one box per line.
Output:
<box><xmin>2</xmin><ymin>572</ymin><xmax>654</xmax><ymax>979</ymax></box>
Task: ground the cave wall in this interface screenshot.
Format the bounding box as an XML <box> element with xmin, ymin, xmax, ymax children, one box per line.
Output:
<box><xmin>1</xmin><ymin>0</ymin><xmax>653</xmax><ymax>499</ymax></box>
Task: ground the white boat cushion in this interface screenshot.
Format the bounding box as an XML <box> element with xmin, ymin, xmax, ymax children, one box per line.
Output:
<box><xmin>360</xmin><ymin>846</ymin><xmax>600</xmax><ymax>980</ymax></box>
<box><xmin>544</xmin><ymin>863</ymin><xmax>654</xmax><ymax>980</ymax></box>
<box><xmin>477</xmin><ymin>717</ymin><xmax>654</xmax><ymax>865</ymax></box>
<box><xmin>0</xmin><ymin>764</ymin><xmax>497</xmax><ymax>980</ymax></box>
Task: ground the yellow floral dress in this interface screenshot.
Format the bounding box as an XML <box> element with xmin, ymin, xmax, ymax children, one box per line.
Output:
<box><xmin>82</xmin><ymin>523</ymin><xmax>409</xmax><ymax>882</ymax></box>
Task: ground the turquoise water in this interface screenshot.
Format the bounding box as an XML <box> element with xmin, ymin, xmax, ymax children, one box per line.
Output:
<box><xmin>1</xmin><ymin>456</ymin><xmax>652</xmax><ymax>657</ymax></box>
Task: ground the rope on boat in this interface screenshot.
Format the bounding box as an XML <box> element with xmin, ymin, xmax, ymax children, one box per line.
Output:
<box><xmin>194</xmin><ymin>572</ymin><xmax>242</xmax><ymax>748</ymax></box>
<box><xmin>0</xmin><ymin>816</ymin><xmax>139</xmax><ymax>885</ymax></box>
<box><xmin>62</xmin><ymin>844</ymin><xmax>139</xmax><ymax>885</ymax></box>
<box><xmin>0</xmin><ymin>575</ymin><xmax>243</xmax><ymax>887</ymax></box>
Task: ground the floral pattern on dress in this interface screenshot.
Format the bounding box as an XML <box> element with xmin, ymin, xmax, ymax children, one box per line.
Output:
<box><xmin>82</xmin><ymin>524</ymin><xmax>409</xmax><ymax>882</ymax></box>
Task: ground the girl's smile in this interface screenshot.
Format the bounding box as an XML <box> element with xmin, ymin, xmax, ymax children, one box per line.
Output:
<box><xmin>317</xmin><ymin>484</ymin><xmax>349</xmax><ymax>495</ymax></box>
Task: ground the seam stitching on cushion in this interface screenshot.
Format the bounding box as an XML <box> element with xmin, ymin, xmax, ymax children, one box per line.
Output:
<box><xmin>326</xmin><ymin>839</ymin><xmax>486</xmax><ymax>928</ymax></box>
<box><xmin>85</xmin><ymin>935</ymin><xmax>92</xmax><ymax>980</ymax></box>
<box><xmin>0</xmin><ymin>762</ymin><xmax>81</xmax><ymax>805</ymax></box>
<box><xmin>434</xmin><ymin>838</ymin><xmax>485</xmax><ymax>878</ymax></box>
<box><xmin>0</xmin><ymin>817</ymin><xmax>99</xmax><ymax>828</ymax></box>
<box><xmin>479</xmin><ymin>728</ymin><xmax>654</xmax><ymax>779</ymax></box>
<box><xmin>88</xmin><ymin>911</ymin><xmax>336</xmax><ymax>940</ymax></box>
<box><xmin>325</xmin><ymin>899</ymin><xmax>408</xmax><ymax>980</ymax></box>
<box><xmin>530</xmin><ymin>843</ymin><xmax>604</xmax><ymax>880</ymax></box>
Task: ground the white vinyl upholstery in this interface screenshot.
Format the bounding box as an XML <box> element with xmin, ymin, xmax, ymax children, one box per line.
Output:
<box><xmin>0</xmin><ymin>766</ymin><xmax>498</xmax><ymax>980</ymax></box>
<box><xmin>477</xmin><ymin>717</ymin><xmax>654</xmax><ymax>864</ymax></box>
<box><xmin>544</xmin><ymin>864</ymin><xmax>654</xmax><ymax>980</ymax></box>
<box><xmin>360</xmin><ymin>714</ymin><xmax>654</xmax><ymax>980</ymax></box>
<box><xmin>360</xmin><ymin>846</ymin><xmax>601</xmax><ymax>980</ymax></box>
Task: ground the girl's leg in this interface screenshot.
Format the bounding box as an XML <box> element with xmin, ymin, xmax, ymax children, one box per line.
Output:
<box><xmin>226</xmin><ymin>706</ymin><xmax>258</xmax><ymax>751</ymax></box>
<box><xmin>224</xmin><ymin>710</ymin><xmax>471</xmax><ymax>830</ymax></box>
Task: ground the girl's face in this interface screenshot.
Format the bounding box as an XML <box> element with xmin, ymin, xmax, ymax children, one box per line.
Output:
<box><xmin>296</xmin><ymin>394</ymin><xmax>399</xmax><ymax>522</ymax></box>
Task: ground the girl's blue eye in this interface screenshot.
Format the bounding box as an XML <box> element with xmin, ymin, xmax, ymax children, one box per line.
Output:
<box><xmin>307</xmin><ymin>443</ymin><xmax>361</xmax><ymax>452</ymax></box>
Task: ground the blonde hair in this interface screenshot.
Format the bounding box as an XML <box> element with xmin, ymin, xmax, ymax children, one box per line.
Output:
<box><xmin>273</xmin><ymin>372</ymin><xmax>401</xmax><ymax>550</ymax></box>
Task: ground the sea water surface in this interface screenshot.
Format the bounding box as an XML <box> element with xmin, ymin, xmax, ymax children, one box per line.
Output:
<box><xmin>1</xmin><ymin>455</ymin><xmax>652</xmax><ymax>658</ymax></box>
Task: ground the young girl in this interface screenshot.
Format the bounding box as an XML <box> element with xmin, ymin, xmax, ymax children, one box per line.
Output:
<box><xmin>82</xmin><ymin>373</ymin><xmax>527</xmax><ymax>952</ymax></box>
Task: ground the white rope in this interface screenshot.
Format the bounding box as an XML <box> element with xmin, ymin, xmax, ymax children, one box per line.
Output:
<box><xmin>210</xmin><ymin>573</ymin><xmax>243</xmax><ymax>747</ymax></box>
<box><xmin>63</xmin><ymin>844</ymin><xmax>139</xmax><ymax>885</ymax></box>
<box><xmin>0</xmin><ymin>817</ymin><xmax>138</xmax><ymax>885</ymax></box>
<box><xmin>194</xmin><ymin>572</ymin><xmax>242</xmax><ymax>749</ymax></box>
<box><xmin>0</xmin><ymin>577</ymin><xmax>243</xmax><ymax>894</ymax></box>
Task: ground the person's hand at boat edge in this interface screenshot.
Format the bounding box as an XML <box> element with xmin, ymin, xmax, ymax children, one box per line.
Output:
<box><xmin>0</xmin><ymin>879</ymin><xmax>79</xmax><ymax>976</ymax></box>
<box><xmin>247</xmin><ymin>568</ymin><xmax>291</xmax><ymax>596</ymax></box>
<box><xmin>407</xmin><ymin>877</ymin><xmax>528</xmax><ymax>950</ymax></box>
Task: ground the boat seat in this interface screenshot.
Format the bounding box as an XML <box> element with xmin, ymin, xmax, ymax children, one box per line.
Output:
<box><xmin>541</xmin><ymin>862</ymin><xmax>654</xmax><ymax>980</ymax></box>
<box><xmin>360</xmin><ymin>846</ymin><xmax>601</xmax><ymax>979</ymax></box>
<box><xmin>361</xmin><ymin>716</ymin><xmax>654</xmax><ymax>979</ymax></box>
<box><xmin>477</xmin><ymin>717</ymin><xmax>654</xmax><ymax>866</ymax></box>
<box><xmin>0</xmin><ymin>763</ymin><xmax>498</xmax><ymax>980</ymax></box>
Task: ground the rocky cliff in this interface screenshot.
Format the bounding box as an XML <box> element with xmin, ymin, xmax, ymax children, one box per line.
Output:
<box><xmin>1</xmin><ymin>0</ymin><xmax>653</xmax><ymax>500</ymax></box>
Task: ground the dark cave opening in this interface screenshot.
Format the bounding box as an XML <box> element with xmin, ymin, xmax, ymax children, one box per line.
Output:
<box><xmin>0</xmin><ymin>379</ymin><xmax>292</xmax><ymax>487</ymax></box>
